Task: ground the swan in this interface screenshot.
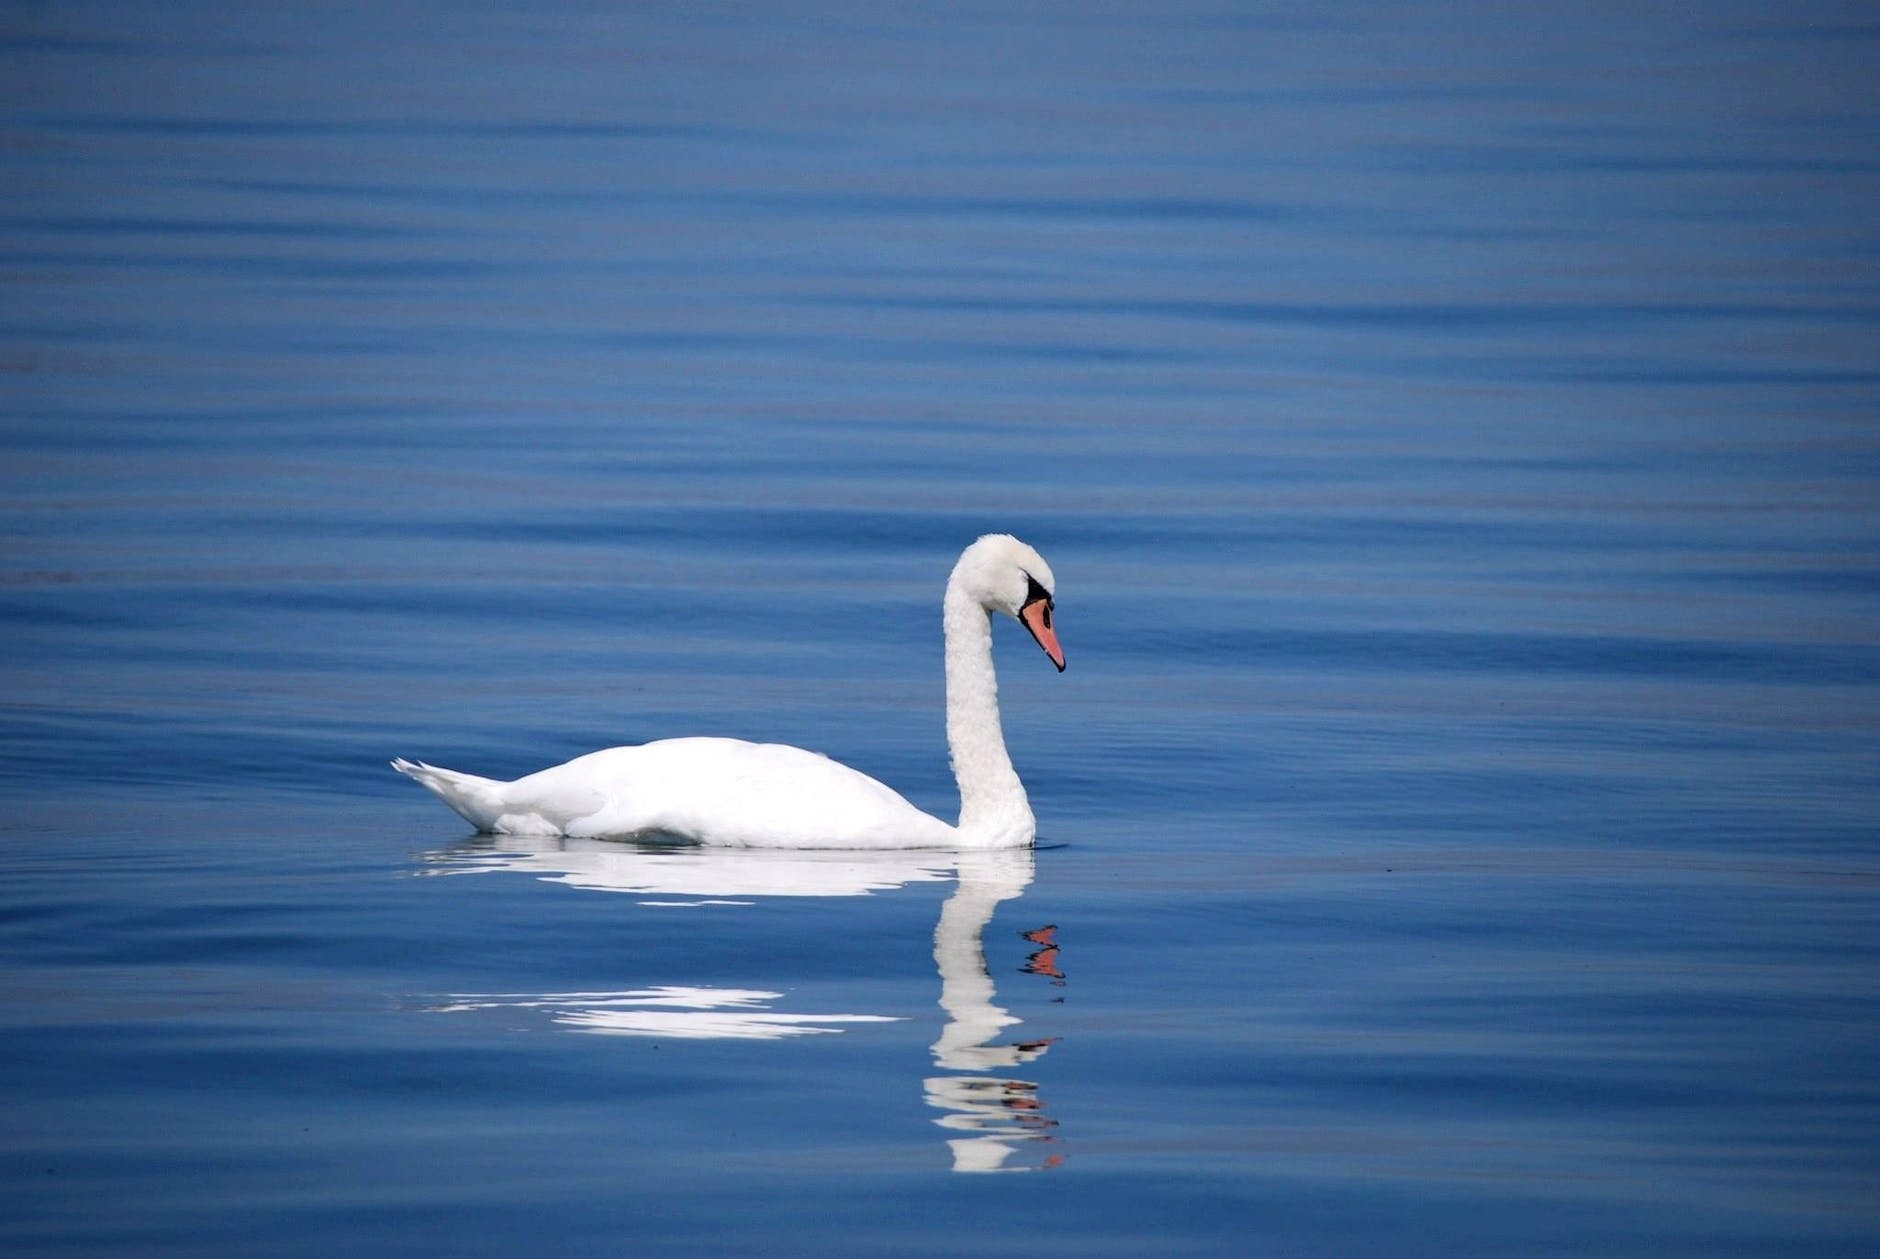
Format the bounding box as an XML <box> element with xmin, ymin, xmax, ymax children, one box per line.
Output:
<box><xmin>392</xmin><ymin>533</ymin><xmax>1065</xmax><ymax>849</ymax></box>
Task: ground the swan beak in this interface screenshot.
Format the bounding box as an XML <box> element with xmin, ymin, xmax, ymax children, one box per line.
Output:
<box><xmin>1020</xmin><ymin>597</ymin><xmax>1066</xmax><ymax>671</ymax></box>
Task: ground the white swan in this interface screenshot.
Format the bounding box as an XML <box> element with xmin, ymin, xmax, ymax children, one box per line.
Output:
<box><xmin>392</xmin><ymin>533</ymin><xmax>1065</xmax><ymax>849</ymax></box>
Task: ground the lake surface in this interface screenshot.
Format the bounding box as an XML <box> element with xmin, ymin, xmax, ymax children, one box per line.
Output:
<box><xmin>3</xmin><ymin>2</ymin><xmax>1877</xmax><ymax>1254</ymax></box>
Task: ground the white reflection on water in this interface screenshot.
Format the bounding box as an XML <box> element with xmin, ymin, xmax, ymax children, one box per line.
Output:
<box><xmin>431</xmin><ymin>986</ymin><xmax>898</xmax><ymax>1040</ymax></box>
<box><xmin>924</xmin><ymin>850</ymin><xmax>1062</xmax><ymax>1172</ymax></box>
<box><xmin>423</xmin><ymin>837</ymin><xmax>1062</xmax><ymax>1171</ymax></box>
<box><xmin>421</xmin><ymin>836</ymin><xmax>957</xmax><ymax>902</ymax></box>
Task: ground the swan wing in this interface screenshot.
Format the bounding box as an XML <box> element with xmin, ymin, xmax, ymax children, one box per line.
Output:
<box><xmin>503</xmin><ymin>737</ymin><xmax>959</xmax><ymax>849</ymax></box>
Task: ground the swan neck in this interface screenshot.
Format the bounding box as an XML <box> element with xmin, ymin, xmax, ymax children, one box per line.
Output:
<box><xmin>943</xmin><ymin>583</ymin><xmax>1034</xmax><ymax>847</ymax></box>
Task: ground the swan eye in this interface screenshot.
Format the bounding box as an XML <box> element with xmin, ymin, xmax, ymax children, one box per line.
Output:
<box><xmin>1022</xmin><ymin>572</ymin><xmax>1053</xmax><ymax>616</ymax></box>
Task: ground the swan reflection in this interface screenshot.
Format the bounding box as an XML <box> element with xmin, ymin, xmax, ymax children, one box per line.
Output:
<box><xmin>422</xmin><ymin>836</ymin><xmax>956</xmax><ymax>903</ymax></box>
<box><xmin>432</xmin><ymin>986</ymin><xmax>898</xmax><ymax>1040</ymax></box>
<box><xmin>924</xmin><ymin>849</ymin><xmax>1063</xmax><ymax>1172</ymax></box>
<box><xmin>423</xmin><ymin>836</ymin><xmax>1063</xmax><ymax>1171</ymax></box>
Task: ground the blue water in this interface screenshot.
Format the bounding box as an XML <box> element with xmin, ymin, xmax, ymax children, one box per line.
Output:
<box><xmin>4</xmin><ymin>2</ymin><xmax>1878</xmax><ymax>1254</ymax></box>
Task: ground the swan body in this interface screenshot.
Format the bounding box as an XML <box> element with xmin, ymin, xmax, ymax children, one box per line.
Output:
<box><xmin>394</xmin><ymin>534</ymin><xmax>1064</xmax><ymax>850</ymax></box>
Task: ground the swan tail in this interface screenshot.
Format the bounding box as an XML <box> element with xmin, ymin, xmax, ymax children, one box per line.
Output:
<box><xmin>391</xmin><ymin>758</ymin><xmax>508</xmax><ymax>831</ymax></box>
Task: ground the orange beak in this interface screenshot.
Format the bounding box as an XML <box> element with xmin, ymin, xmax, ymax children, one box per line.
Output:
<box><xmin>1020</xmin><ymin>597</ymin><xmax>1066</xmax><ymax>671</ymax></box>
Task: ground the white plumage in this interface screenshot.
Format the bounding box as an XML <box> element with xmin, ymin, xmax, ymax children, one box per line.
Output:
<box><xmin>393</xmin><ymin>534</ymin><xmax>1064</xmax><ymax>849</ymax></box>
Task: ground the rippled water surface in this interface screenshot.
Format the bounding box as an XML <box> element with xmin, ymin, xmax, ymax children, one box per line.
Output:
<box><xmin>3</xmin><ymin>3</ymin><xmax>1877</xmax><ymax>1255</ymax></box>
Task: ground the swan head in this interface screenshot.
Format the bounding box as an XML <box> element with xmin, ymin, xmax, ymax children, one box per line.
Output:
<box><xmin>952</xmin><ymin>534</ymin><xmax>1065</xmax><ymax>671</ymax></box>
